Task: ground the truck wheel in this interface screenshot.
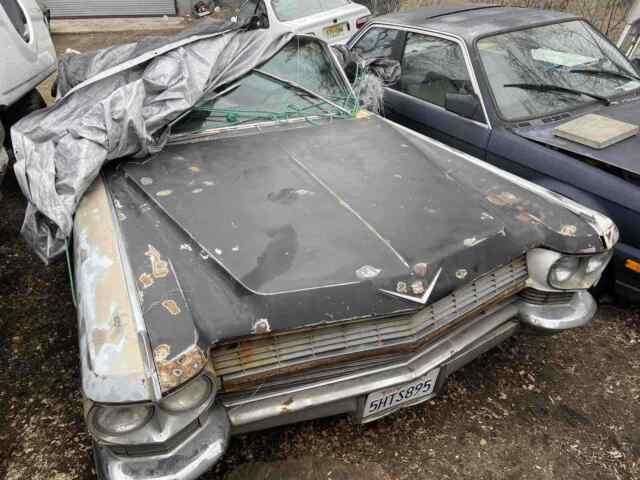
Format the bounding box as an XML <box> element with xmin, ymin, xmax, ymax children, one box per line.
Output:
<box><xmin>1</xmin><ymin>88</ymin><xmax>46</xmax><ymax>148</ymax></box>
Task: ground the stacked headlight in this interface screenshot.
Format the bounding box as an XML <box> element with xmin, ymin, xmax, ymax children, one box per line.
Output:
<box><xmin>90</xmin><ymin>404</ymin><xmax>154</xmax><ymax>436</ymax></box>
<box><xmin>160</xmin><ymin>375</ymin><xmax>214</xmax><ymax>413</ymax></box>
<box><xmin>548</xmin><ymin>251</ymin><xmax>613</xmax><ymax>290</ymax></box>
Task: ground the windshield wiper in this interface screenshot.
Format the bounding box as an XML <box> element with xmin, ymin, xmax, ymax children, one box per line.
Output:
<box><xmin>503</xmin><ymin>83</ymin><xmax>611</xmax><ymax>106</ymax></box>
<box><xmin>254</xmin><ymin>68</ymin><xmax>353</xmax><ymax>117</ymax></box>
<box><xmin>568</xmin><ymin>67</ymin><xmax>640</xmax><ymax>83</ymax></box>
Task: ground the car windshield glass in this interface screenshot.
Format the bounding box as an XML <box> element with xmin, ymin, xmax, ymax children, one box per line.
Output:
<box><xmin>271</xmin><ymin>0</ymin><xmax>349</xmax><ymax>21</ymax></box>
<box><xmin>478</xmin><ymin>20</ymin><xmax>640</xmax><ymax>121</ymax></box>
<box><xmin>172</xmin><ymin>36</ymin><xmax>356</xmax><ymax>134</ymax></box>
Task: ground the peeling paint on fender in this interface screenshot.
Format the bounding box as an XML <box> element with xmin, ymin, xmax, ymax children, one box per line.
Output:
<box><xmin>74</xmin><ymin>177</ymin><xmax>154</xmax><ymax>403</ymax></box>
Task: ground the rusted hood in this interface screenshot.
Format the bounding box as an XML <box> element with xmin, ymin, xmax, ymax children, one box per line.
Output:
<box><xmin>104</xmin><ymin>115</ymin><xmax>606</xmax><ymax>353</ymax></box>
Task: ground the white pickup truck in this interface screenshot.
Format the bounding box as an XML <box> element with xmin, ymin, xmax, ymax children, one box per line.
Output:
<box><xmin>1</xmin><ymin>0</ymin><xmax>56</xmax><ymax>191</ymax></box>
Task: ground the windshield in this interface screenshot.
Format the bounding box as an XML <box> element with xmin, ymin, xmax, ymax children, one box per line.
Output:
<box><xmin>272</xmin><ymin>0</ymin><xmax>349</xmax><ymax>21</ymax></box>
<box><xmin>173</xmin><ymin>36</ymin><xmax>356</xmax><ymax>135</ymax></box>
<box><xmin>478</xmin><ymin>20</ymin><xmax>640</xmax><ymax>121</ymax></box>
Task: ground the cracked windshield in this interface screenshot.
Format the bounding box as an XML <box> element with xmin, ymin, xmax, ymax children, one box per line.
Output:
<box><xmin>478</xmin><ymin>20</ymin><xmax>640</xmax><ymax>121</ymax></box>
<box><xmin>173</xmin><ymin>36</ymin><xmax>356</xmax><ymax>134</ymax></box>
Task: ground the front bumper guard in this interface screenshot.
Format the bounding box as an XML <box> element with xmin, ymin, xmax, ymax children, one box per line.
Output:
<box><xmin>94</xmin><ymin>291</ymin><xmax>595</xmax><ymax>480</ymax></box>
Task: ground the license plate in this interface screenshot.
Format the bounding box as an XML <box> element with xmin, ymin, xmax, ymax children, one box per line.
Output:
<box><xmin>362</xmin><ymin>369</ymin><xmax>440</xmax><ymax>419</ymax></box>
<box><xmin>324</xmin><ymin>23</ymin><xmax>346</xmax><ymax>38</ymax></box>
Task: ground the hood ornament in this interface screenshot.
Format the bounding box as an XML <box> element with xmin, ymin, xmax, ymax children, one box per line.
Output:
<box><xmin>380</xmin><ymin>268</ymin><xmax>442</xmax><ymax>305</ymax></box>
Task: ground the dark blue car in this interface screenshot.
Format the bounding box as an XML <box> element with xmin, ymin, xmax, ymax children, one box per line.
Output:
<box><xmin>347</xmin><ymin>5</ymin><xmax>640</xmax><ymax>301</ymax></box>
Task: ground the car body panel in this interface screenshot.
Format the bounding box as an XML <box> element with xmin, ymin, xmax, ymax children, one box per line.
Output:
<box><xmin>513</xmin><ymin>99</ymin><xmax>640</xmax><ymax>176</ymax></box>
<box><xmin>0</xmin><ymin>0</ymin><xmax>56</xmax><ymax>107</ymax></box>
<box><xmin>283</xmin><ymin>2</ymin><xmax>369</xmax><ymax>44</ymax></box>
<box><xmin>263</xmin><ymin>0</ymin><xmax>370</xmax><ymax>44</ymax></box>
<box><xmin>73</xmin><ymin>177</ymin><xmax>158</xmax><ymax>403</ymax></box>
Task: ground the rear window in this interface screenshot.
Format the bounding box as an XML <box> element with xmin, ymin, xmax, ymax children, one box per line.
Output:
<box><xmin>272</xmin><ymin>0</ymin><xmax>349</xmax><ymax>22</ymax></box>
<box><xmin>3</xmin><ymin>0</ymin><xmax>30</xmax><ymax>42</ymax></box>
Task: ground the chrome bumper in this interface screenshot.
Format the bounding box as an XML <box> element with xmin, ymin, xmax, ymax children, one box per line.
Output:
<box><xmin>94</xmin><ymin>406</ymin><xmax>230</xmax><ymax>480</ymax></box>
<box><xmin>94</xmin><ymin>291</ymin><xmax>595</xmax><ymax>480</ymax></box>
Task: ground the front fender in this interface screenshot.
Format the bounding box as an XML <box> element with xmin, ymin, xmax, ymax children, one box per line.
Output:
<box><xmin>73</xmin><ymin>176</ymin><xmax>160</xmax><ymax>403</ymax></box>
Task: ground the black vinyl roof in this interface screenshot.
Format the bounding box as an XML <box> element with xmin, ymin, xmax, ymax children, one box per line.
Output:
<box><xmin>375</xmin><ymin>4</ymin><xmax>579</xmax><ymax>41</ymax></box>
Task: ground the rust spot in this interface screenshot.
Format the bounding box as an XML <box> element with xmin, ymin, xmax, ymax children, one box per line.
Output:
<box><xmin>280</xmin><ymin>396</ymin><xmax>295</xmax><ymax>413</ymax></box>
<box><xmin>156</xmin><ymin>190</ymin><xmax>173</xmax><ymax>197</ymax></box>
<box><xmin>190</xmin><ymin>165</ymin><xmax>201</xmax><ymax>173</ymax></box>
<box><xmin>156</xmin><ymin>346</ymin><xmax>206</xmax><ymax>392</ymax></box>
<box><xmin>161</xmin><ymin>299</ymin><xmax>181</xmax><ymax>316</ymax></box>
<box><xmin>145</xmin><ymin>245</ymin><xmax>169</xmax><ymax>279</ymax></box>
<box><xmin>154</xmin><ymin>344</ymin><xmax>171</xmax><ymax>363</ymax></box>
<box><xmin>252</xmin><ymin>318</ymin><xmax>271</xmax><ymax>334</ymax></box>
<box><xmin>516</xmin><ymin>211</ymin><xmax>543</xmax><ymax>225</ymax></box>
<box><xmin>560</xmin><ymin>225</ymin><xmax>577</xmax><ymax>237</ymax></box>
<box><xmin>139</xmin><ymin>272</ymin><xmax>154</xmax><ymax>289</ymax></box>
<box><xmin>486</xmin><ymin>191</ymin><xmax>518</xmax><ymax>206</ymax></box>
<box><xmin>411</xmin><ymin>280</ymin><xmax>425</xmax><ymax>295</ymax></box>
<box><xmin>396</xmin><ymin>281</ymin><xmax>408</xmax><ymax>294</ymax></box>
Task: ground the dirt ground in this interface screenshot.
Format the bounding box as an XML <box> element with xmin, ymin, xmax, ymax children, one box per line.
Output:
<box><xmin>1</xmin><ymin>31</ymin><xmax>640</xmax><ymax>480</ymax></box>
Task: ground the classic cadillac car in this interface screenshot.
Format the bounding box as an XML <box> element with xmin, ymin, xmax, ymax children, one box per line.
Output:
<box><xmin>73</xmin><ymin>34</ymin><xmax>617</xmax><ymax>480</ymax></box>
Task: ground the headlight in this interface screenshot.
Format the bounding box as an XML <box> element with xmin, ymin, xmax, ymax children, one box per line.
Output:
<box><xmin>91</xmin><ymin>404</ymin><xmax>154</xmax><ymax>436</ymax></box>
<box><xmin>548</xmin><ymin>251</ymin><xmax>613</xmax><ymax>290</ymax></box>
<box><xmin>160</xmin><ymin>375</ymin><xmax>213</xmax><ymax>413</ymax></box>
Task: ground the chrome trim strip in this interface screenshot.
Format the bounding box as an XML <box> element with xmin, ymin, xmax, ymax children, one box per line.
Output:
<box><xmin>379</xmin><ymin>267</ymin><xmax>442</xmax><ymax>303</ymax></box>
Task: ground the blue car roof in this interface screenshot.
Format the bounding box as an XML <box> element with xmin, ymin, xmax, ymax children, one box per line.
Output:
<box><xmin>375</xmin><ymin>5</ymin><xmax>579</xmax><ymax>41</ymax></box>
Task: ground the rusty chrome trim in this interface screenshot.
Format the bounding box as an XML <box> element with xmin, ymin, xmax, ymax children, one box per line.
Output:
<box><xmin>225</xmin><ymin>301</ymin><xmax>519</xmax><ymax>421</ymax></box>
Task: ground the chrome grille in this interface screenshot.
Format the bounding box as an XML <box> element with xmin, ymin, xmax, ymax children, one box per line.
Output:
<box><xmin>519</xmin><ymin>288</ymin><xmax>574</xmax><ymax>305</ymax></box>
<box><xmin>212</xmin><ymin>256</ymin><xmax>528</xmax><ymax>389</ymax></box>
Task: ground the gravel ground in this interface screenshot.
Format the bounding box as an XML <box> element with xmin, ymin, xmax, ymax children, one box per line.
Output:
<box><xmin>1</xmin><ymin>31</ymin><xmax>640</xmax><ymax>480</ymax></box>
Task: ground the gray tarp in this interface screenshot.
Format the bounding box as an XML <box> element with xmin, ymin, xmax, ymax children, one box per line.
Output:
<box><xmin>11</xmin><ymin>19</ymin><xmax>293</xmax><ymax>262</ymax></box>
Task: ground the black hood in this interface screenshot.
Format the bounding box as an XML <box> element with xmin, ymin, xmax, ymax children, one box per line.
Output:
<box><xmin>514</xmin><ymin>98</ymin><xmax>640</xmax><ymax>176</ymax></box>
<box><xmin>105</xmin><ymin>115</ymin><xmax>605</xmax><ymax>356</ymax></box>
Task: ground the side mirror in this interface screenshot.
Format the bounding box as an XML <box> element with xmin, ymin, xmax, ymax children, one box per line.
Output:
<box><xmin>445</xmin><ymin>93</ymin><xmax>483</xmax><ymax>122</ymax></box>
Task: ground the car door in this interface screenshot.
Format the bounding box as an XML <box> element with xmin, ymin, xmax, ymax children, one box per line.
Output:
<box><xmin>351</xmin><ymin>26</ymin><xmax>491</xmax><ymax>158</ymax></box>
<box><xmin>389</xmin><ymin>31</ymin><xmax>491</xmax><ymax>158</ymax></box>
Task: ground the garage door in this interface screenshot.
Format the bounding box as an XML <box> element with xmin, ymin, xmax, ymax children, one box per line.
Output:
<box><xmin>48</xmin><ymin>0</ymin><xmax>176</xmax><ymax>17</ymax></box>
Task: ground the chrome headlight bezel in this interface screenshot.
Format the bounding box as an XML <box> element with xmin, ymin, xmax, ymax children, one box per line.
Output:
<box><xmin>527</xmin><ymin>248</ymin><xmax>613</xmax><ymax>292</ymax></box>
<box><xmin>548</xmin><ymin>250</ymin><xmax>613</xmax><ymax>290</ymax></box>
<box><xmin>160</xmin><ymin>374</ymin><xmax>215</xmax><ymax>413</ymax></box>
<box><xmin>89</xmin><ymin>404</ymin><xmax>155</xmax><ymax>437</ymax></box>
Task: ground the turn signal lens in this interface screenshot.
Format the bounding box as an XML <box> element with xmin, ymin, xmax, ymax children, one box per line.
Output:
<box><xmin>625</xmin><ymin>259</ymin><xmax>640</xmax><ymax>273</ymax></box>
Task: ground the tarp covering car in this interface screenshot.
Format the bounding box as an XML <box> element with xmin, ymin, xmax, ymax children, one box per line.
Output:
<box><xmin>10</xmin><ymin>18</ymin><xmax>294</xmax><ymax>262</ymax></box>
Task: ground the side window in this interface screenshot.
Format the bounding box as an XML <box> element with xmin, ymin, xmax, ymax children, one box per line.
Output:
<box><xmin>352</xmin><ymin>27</ymin><xmax>401</xmax><ymax>60</ymax></box>
<box><xmin>397</xmin><ymin>33</ymin><xmax>473</xmax><ymax>108</ymax></box>
<box><xmin>3</xmin><ymin>0</ymin><xmax>30</xmax><ymax>42</ymax></box>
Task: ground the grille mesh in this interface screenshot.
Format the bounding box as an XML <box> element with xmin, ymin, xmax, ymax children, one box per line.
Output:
<box><xmin>212</xmin><ymin>257</ymin><xmax>528</xmax><ymax>387</ymax></box>
<box><xmin>519</xmin><ymin>288</ymin><xmax>574</xmax><ymax>305</ymax></box>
